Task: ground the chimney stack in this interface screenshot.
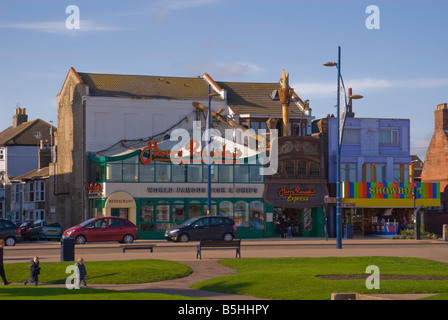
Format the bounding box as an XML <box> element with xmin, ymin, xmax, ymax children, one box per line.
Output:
<box><xmin>38</xmin><ymin>140</ymin><xmax>51</xmax><ymax>169</ymax></box>
<box><xmin>434</xmin><ymin>103</ymin><xmax>448</xmax><ymax>132</ymax></box>
<box><xmin>13</xmin><ymin>107</ymin><xmax>28</xmax><ymax>127</ymax></box>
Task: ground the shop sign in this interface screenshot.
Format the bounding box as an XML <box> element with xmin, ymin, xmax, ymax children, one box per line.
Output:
<box><xmin>147</xmin><ymin>186</ymin><xmax>258</xmax><ymax>194</ymax></box>
<box><xmin>139</xmin><ymin>139</ymin><xmax>242</xmax><ymax>165</ymax></box>
<box><xmin>86</xmin><ymin>182</ymin><xmax>102</xmax><ymax>195</ymax></box>
<box><xmin>263</xmin><ymin>184</ymin><xmax>327</xmax><ymax>209</ymax></box>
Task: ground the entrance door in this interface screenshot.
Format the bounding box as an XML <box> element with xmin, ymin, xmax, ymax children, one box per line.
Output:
<box><xmin>284</xmin><ymin>208</ymin><xmax>302</xmax><ymax>237</ymax></box>
<box><xmin>111</xmin><ymin>208</ymin><xmax>128</xmax><ymax>219</ymax></box>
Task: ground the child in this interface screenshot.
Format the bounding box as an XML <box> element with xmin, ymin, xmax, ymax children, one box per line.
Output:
<box><xmin>24</xmin><ymin>256</ymin><xmax>41</xmax><ymax>286</ymax></box>
<box><xmin>75</xmin><ymin>257</ymin><xmax>87</xmax><ymax>287</ymax></box>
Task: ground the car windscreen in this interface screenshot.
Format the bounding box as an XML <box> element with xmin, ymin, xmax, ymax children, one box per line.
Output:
<box><xmin>78</xmin><ymin>218</ymin><xmax>96</xmax><ymax>227</ymax></box>
<box><xmin>43</xmin><ymin>221</ymin><xmax>61</xmax><ymax>227</ymax></box>
<box><xmin>178</xmin><ymin>217</ymin><xmax>201</xmax><ymax>227</ymax></box>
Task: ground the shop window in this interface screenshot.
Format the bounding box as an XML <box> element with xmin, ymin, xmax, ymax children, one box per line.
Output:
<box><xmin>250</xmin><ymin>201</ymin><xmax>264</xmax><ymax>230</ymax></box>
<box><xmin>91</xmin><ymin>163</ymin><xmax>104</xmax><ymax>182</ymax></box>
<box><xmin>156</xmin><ymin>201</ymin><xmax>170</xmax><ymax>221</ymax></box>
<box><xmin>106</xmin><ymin>162</ymin><xmax>122</xmax><ymax>182</ymax></box>
<box><xmin>249</xmin><ymin>165</ymin><xmax>263</xmax><ymax>182</ymax></box>
<box><xmin>188</xmin><ymin>165</ymin><xmax>202</xmax><ymax>182</ymax></box>
<box><xmin>188</xmin><ymin>201</ymin><xmax>202</xmax><ymax>219</ymax></box>
<box><xmin>234</xmin><ymin>165</ymin><xmax>249</xmax><ymax>183</ymax></box>
<box><xmin>172</xmin><ymin>201</ymin><xmax>185</xmax><ymax>222</ymax></box>
<box><xmin>172</xmin><ymin>164</ymin><xmax>186</xmax><ymax>183</ymax></box>
<box><xmin>218</xmin><ymin>164</ymin><xmax>233</xmax><ymax>183</ymax></box>
<box><xmin>219</xmin><ymin>201</ymin><xmax>233</xmax><ymax>218</ymax></box>
<box><xmin>156</xmin><ymin>163</ymin><xmax>170</xmax><ymax>182</ymax></box>
<box><xmin>234</xmin><ymin>201</ymin><xmax>248</xmax><ymax>227</ymax></box>
<box><xmin>140</xmin><ymin>163</ymin><xmax>155</xmax><ymax>182</ymax></box>
<box><xmin>203</xmin><ymin>201</ymin><xmax>217</xmax><ymax>215</ymax></box>
<box><xmin>140</xmin><ymin>201</ymin><xmax>154</xmax><ymax>222</ymax></box>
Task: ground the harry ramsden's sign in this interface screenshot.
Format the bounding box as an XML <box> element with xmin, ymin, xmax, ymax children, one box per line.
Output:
<box><xmin>264</xmin><ymin>184</ymin><xmax>327</xmax><ymax>209</ymax></box>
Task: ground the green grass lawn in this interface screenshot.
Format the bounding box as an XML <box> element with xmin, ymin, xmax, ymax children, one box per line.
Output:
<box><xmin>191</xmin><ymin>257</ymin><xmax>448</xmax><ymax>300</ymax></box>
<box><xmin>4</xmin><ymin>259</ymin><xmax>191</xmax><ymax>284</ymax></box>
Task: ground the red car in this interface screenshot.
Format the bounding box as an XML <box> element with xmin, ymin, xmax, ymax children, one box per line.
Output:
<box><xmin>63</xmin><ymin>217</ymin><xmax>138</xmax><ymax>244</ymax></box>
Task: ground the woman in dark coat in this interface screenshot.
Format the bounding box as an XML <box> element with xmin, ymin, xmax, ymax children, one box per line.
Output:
<box><xmin>24</xmin><ymin>256</ymin><xmax>41</xmax><ymax>286</ymax></box>
<box><xmin>0</xmin><ymin>239</ymin><xmax>10</xmax><ymax>285</ymax></box>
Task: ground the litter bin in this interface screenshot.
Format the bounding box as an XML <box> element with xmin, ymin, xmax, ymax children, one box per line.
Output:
<box><xmin>61</xmin><ymin>237</ymin><xmax>75</xmax><ymax>262</ymax></box>
<box><xmin>344</xmin><ymin>224</ymin><xmax>353</xmax><ymax>239</ymax></box>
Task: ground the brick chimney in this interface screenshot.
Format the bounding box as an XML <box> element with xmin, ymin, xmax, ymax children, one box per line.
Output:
<box><xmin>13</xmin><ymin>107</ymin><xmax>28</xmax><ymax>127</ymax></box>
<box><xmin>434</xmin><ymin>103</ymin><xmax>448</xmax><ymax>131</ymax></box>
<box><xmin>38</xmin><ymin>140</ymin><xmax>51</xmax><ymax>169</ymax></box>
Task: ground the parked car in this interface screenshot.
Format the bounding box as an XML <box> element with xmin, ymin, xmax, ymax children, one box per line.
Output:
<box><xmin>19</xmin><ymin>221</ymin><xmax>33</xmax><ymax>240</ymax></box>
<box><xmin>63</xmin><ymin>217</ymin><xmax>138</xmax><ymax>244</ymax></box>
<box><xmin>165</xmin><ymin>215</ymin><xmax>237</xmax><ymax>242</ymax></box>
<box><xmin>0</xmin><ymin>219</ymin><xmax>22</xmax><ymax>246</ymax></box>
<box><xmin>29</xmin><ymin>220</ymin><xmax>62</xmax><ymax>241</ymax></box>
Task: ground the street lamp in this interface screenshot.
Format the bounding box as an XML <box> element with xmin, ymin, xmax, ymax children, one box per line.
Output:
<box><xmin>324</xmin><ymin>46</ymin><xmax>363</xmax><ymax>249</ymax></box>
<box><xmin>207</xmin><ymin>86</ymin><xmax>220</xmax><ymax>215</ymax></box>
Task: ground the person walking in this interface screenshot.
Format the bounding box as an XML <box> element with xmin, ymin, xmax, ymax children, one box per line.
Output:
<box><xmin>24</xmin><ymin>256</ymin><xmax>41</xmax><ymax>286</ymax></box>
<box><xmin>0</xmin><ymin>239</ymin><xmax>10</xmax><ymax>285</ymax></box>
<box><xmin>75</xmin><ymin>257</ymin><xmax>87</xmax><ymax>287</ymax></box>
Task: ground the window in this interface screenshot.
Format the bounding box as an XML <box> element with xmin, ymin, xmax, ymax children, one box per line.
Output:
<box><xmin>342</xmin><ymin>129</ymin><xmax>361</xmax><ymax>145</ymax></box>
<box><xmin>379</xmin><ymin>130</ymin><xmax>399</xmax><ymax>145</ymax></box>
<box><xmin>297</xmin><ymin>161</ymin><xmax>307</xmax><ymax>176</ymax></box>
<box><xmin>249</xmin><ymin>201</ymin><xmax>264</xmax><ymax>230</ymax></box>
<box><xmin>375</xmin><ymin>163</ymin><xmax>386</xmax><ymax>182</ymax></box>
<box><xmin>156</xmin><ymin>201</ymin><xmax>170</xmax><ymax>222</ymax></box>
<box><xmin>341</xmin><ymin>163</ymin><xmax>356</xmax><ymax>182</ymax></box>
<box><xmin>140</xmin><ymin>163</ymin><xmax>155</xmax><ymax>182</ymax></box>
<box><xmin>106</xmin><ymin>161</ymin><xmax>122</xmax><ymax>182</ymax></box>
<box><xmin>218</xmin><ymin>164</ymin><xmax>233</xmax><ymax>183</ymax></box>
<box><xmin>309</xmin><ymin>162</ymin><xmax>320</xmax><ymax>177</ymax></box>
<box><xmin>188</xmin><ymin>165</ymin><xmax>202</xmax><ymax>182</ymax></box>
<box><xmin>234</xmin><ymin>201</ymin><xmax>248</xmax><ymax>227</ymax></box>
<box><xmin>203</xmin><ymin>164</ymin><xmax>218</xmax><ymax>182</ymax></box>
<box><xmin>156</xmin><ymin>163</ymin><xmax>170</xmax><ymax>182</ymax></box>
<box><xmin>249</xmin><ymin>166</ymin><xmax>263</xmax><ymax>182</ymax></box>
<box><xmin>172</xmin><ymin>201</ymin><xmax>185</xmax><ymax>222</ymax></box>
<box><xmin>122</xmin><ymin>158</ymin><xmax>138</xmax><ymax>182</ymax></box>
<box><xmin>234</xmin><ymin>165</ymin><xmax>249</xmax><ymax>183</ymax></box>
<box><xmin>0</xmin><ymin>148</ymin><xmax>3</xmax><ymax>160</ymax></box>
<box><xmin>219</xmin><ymin>201</ymin><xmax>233</xmax><ymax>218</ymax></box>
<box><xmin>285</xmin><ymin>160</ymin><xmax>295</xmax><ymax>176</ymax></box>
<box><xmin>171</xmin><ymin>165</ymin><xmax>186</xmax><ymax>182</ymax></box>
<box><xmin>140</xmin><ymin>201</ymin><xmax>154</xmax><ymax>222</ymax></box>
<box><xmin>188</xmin><ymin>201</ymin><xmax>202</xmax><ymax>219</ymax></box>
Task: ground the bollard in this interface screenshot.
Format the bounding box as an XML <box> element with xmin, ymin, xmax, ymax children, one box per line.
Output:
<box><xmin>443</xmin><ymin>225</ymin><xmax>448</xmax><ymax>241</ymax></box>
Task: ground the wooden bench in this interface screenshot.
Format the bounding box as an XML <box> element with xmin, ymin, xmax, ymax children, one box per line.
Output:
<box><xmin>196</xmin><ymin>239</ymin><xmax>241</xmax><ymax>259</ymax></box>
<box><xmin>121</xmin><ymin>244</ymin><xmax>156</xmax><ymax>253</ymax></box>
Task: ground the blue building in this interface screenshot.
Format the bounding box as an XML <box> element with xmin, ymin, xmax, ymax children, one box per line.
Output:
<box><xmin>314</xmin><ymin>115</ymin><xmax>439</xmax><ymax>238</ymax></box>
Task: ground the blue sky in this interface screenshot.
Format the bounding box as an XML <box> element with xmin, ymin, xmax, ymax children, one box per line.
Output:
<box><xmin>0</xmin><ymin>0</ymin><xmax>447</xmax><ymax>160</ymax></box>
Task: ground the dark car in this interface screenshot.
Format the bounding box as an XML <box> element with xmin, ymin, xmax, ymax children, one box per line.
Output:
<box><xmin>19</xmin><ymin>221</ymin><xmax>33</xmax><ymax>240</ymax></box>
<box><xmin>29</xmin><ymin>220</ymin><xmax>62</xmax><ymax>241</ymax></box>
<box><xmin>0</xmin><ymin>219</ymin><xmax>22</xmax><ymax>246</ymax></box>
<box><xmin>165</xmin><ymin>215</ymin><xmax>237</xmax><ymax>242</ymax></box>
<box><xmin>63</xmin><ymin>217</ymin><xmax>138</xmax><ymax>244</ymax></box>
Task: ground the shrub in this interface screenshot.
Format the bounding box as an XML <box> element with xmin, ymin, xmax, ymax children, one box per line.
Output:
<box><xmin>392</xmin><ymin>228</ymin><xmax>438</xmax><ymax>239</ymax></box>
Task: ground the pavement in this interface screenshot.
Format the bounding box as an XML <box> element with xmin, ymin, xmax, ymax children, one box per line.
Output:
<box><xmin>3</xmin><ymin>237</ymin><xmax>448</xmax><ymax>300</ymax></box>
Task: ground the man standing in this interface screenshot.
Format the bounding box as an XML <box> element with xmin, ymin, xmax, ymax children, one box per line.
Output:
<box><xmin>0</xmin><ymin>239</ymin><xmax>10</xmax><ymax>285</ymax></box>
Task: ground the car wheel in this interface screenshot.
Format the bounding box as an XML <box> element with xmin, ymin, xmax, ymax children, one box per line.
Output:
<box><xmin>5</xmin><ymin>237</ymin><xmax>16</xmax><ymax>246</ymax></box>
<box><xmin>75</xmin><ymin>235</ymin><xmax>87</xmax><ymax>245</ymax></box>
<box><xmin>223</xmin><ymin>233</ymin><xmax>234</xmax><ymax>241</ymax></box>
<box><xmin>178</xmin><ymin>233</ymin><xmax>190</xmax><ymax>243</ymax></box>
<box><xmin>122</xmin><ymin>234</ymin><xmax>134</xmax><ymax>244</ymax></box>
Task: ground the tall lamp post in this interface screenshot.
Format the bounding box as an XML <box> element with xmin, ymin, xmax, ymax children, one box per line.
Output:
<box><xmin>324</xmin><ymin>46</ymin><xmax>363</xmax><ymax>249</ymax></box>
<box><xmin>207</xmin><ymin>85</ymin><xmax>220</xmax><ymax>215</ymax></box>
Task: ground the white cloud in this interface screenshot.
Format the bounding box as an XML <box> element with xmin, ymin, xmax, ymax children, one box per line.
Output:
<box><xmin>0</xmin><ymin>20</ymin><xmax>125</xmax><ymax>35</ymax></box>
